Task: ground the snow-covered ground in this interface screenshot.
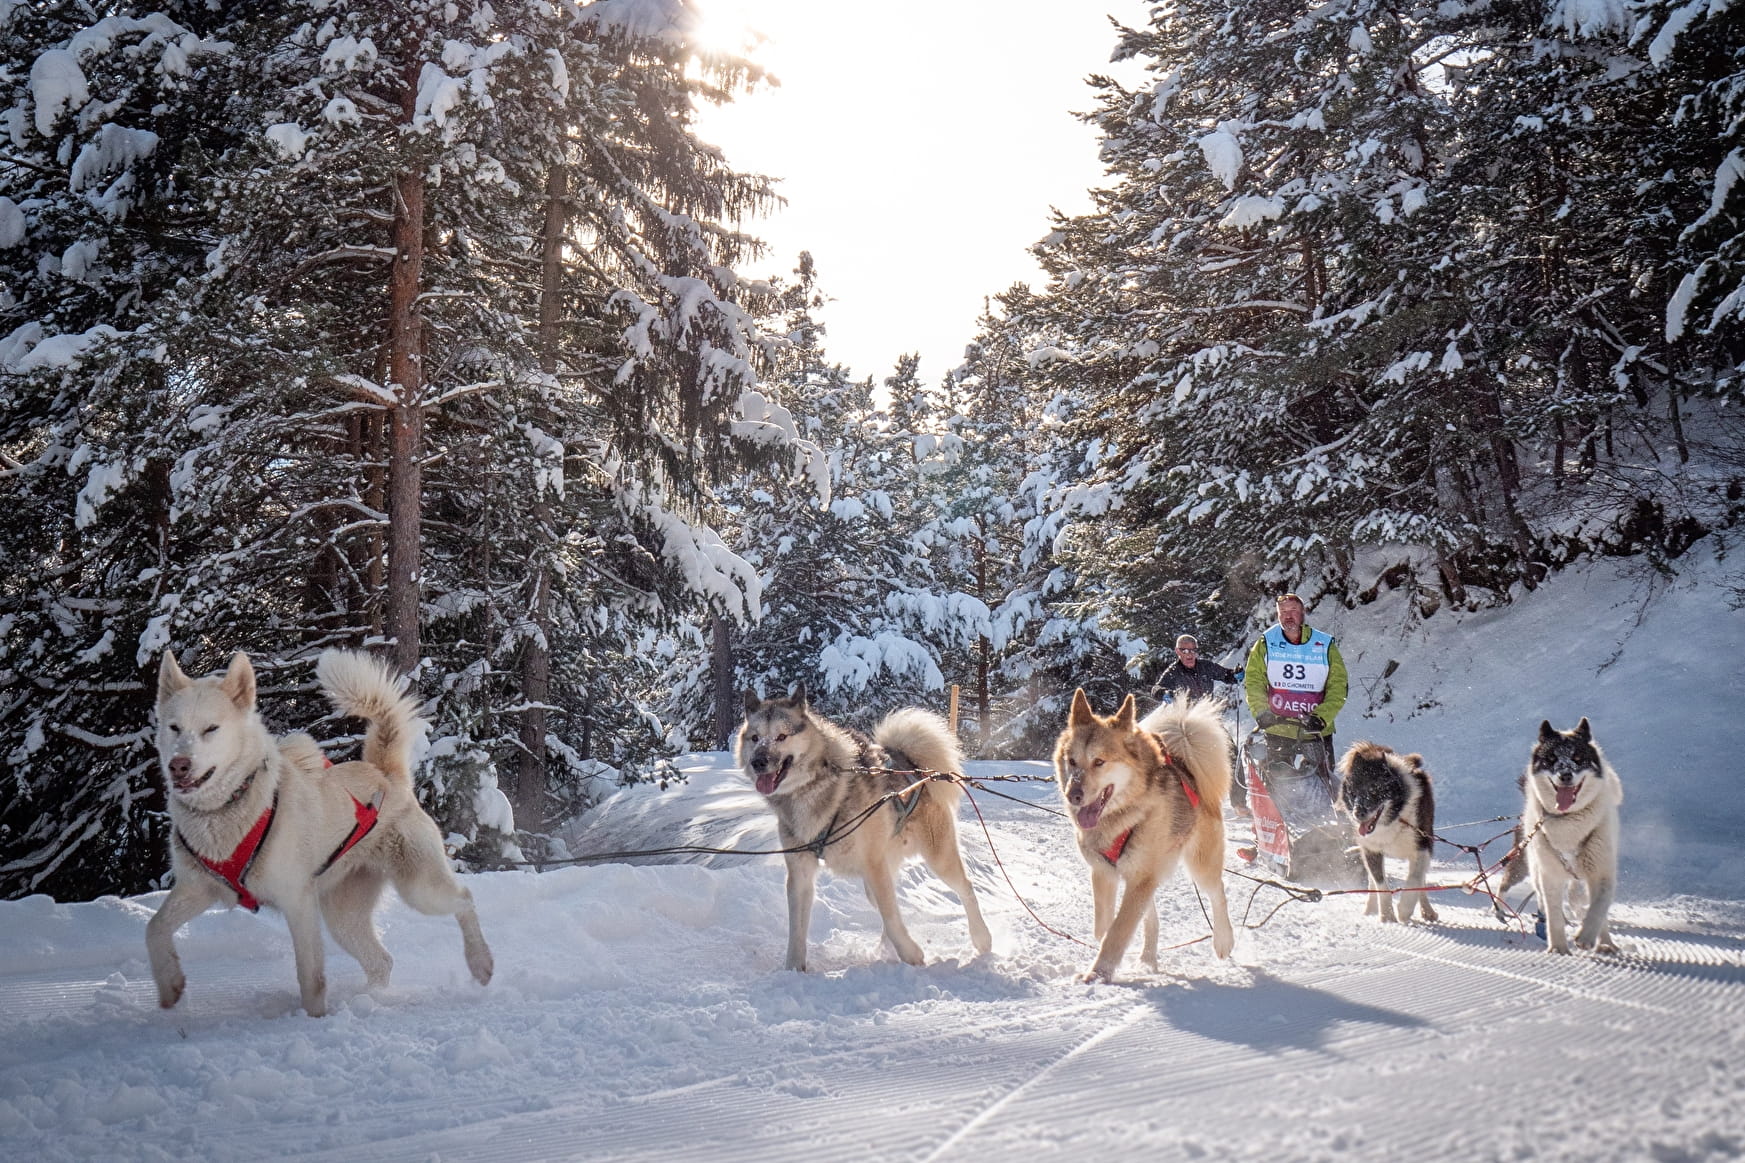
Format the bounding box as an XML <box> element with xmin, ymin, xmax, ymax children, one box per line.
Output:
<box><xmin>3</xmin><ymin>544</ymin><xmax>1744</xmax><ymax>1161</ymax></box>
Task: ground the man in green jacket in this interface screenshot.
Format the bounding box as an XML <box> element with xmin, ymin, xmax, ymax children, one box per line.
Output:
<box><xmin>1243</xmin><ymin>592</ymin><xmax>1348</xmax><ymax>775</ymax></box>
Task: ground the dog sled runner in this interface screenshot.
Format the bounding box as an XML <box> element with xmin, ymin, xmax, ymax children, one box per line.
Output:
<box><xmin>1238</xmin><ymin>727</ymin><xmax>1365</xmax><ymax>888</ymax></box>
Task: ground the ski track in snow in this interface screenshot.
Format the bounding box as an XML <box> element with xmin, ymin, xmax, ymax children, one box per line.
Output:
<box><xmin>5</xmin><ymin>549</ymin><xmax>1745</xmax><ymax>1160</ymax></box>
<box><xmin>2</xmin><ymin>765</ymin><xmax>1744</xmax><ymax>1163</ymax></box>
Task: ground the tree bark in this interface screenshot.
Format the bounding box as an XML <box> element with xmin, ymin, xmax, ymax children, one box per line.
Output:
<box><xmin>515</xmin><ymin>162</ymin><xmax>569</xmax><ymax>825</ymax></box>
<box><xmin>383</xmin><ymin>156</ymin><xmax>426</xmax><ymax>674</ymax></box>
<box><xmin>975</xmin><ymin>515</ymin><xmax>990</xmax><ymax>756</ymax></box>
<box><xmin>711</xmin><ymin>614</ymin><xmax>735</xmax><ymax>751</ymax></box>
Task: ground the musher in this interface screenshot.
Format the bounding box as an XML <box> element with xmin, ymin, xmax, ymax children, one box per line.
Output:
<box><xmin>1243</xmin><ymin>592</ymin><xmax>1348</xmax><ymax>784</ymax></box>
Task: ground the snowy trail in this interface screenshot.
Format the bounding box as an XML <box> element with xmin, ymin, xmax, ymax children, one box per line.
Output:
<box><xmin>4</xmin><ymin>761</ymin><xmax>1745</xmax><ymax>1162</ymax></box>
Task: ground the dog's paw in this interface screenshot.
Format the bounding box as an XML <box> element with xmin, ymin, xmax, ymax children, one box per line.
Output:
<box><xmin>1079</xmin><ymin>964</ymin><xmax>1115</xmax><ymax>984</ymax></box>
<box><xmin>1212</xmin><ymin>928</ymin><xmax>1234</xmax><ymax>959</ymax></box>
<box><xmin>1419</xmin><ymin>904</ymin><xmax>1439</xmax><ymax>923</ymax></box>
<box><xmin>896</xmin><ymin>943</ymin><xmax>925</xmax><ymax>967</ymax></box>
<box><xmin>156</xmin><ymin>972</ymin><xmax>185</xmax><ymax>1010</ymax></box>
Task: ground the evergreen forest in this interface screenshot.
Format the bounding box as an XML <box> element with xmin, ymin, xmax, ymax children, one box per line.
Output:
<box><xmin>2</xmin><ymin>0</ymin><xmax>1740</xmax><ymax>900</ymax></box>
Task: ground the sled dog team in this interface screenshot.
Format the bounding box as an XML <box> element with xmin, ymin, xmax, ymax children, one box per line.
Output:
<box><xmin>149</xmin><ymin>652</ymin><xmax>1621</xmax><ymax>1015</ymax></box>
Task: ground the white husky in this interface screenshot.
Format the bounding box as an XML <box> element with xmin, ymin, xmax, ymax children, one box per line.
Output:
<box><xmin>149</xmin><ymin>650</ymin><xmax>493</xmax><ymax>1016</ymax></box>
<box><xmin>1516</xmin><ymin>718</ymin><xmax>1623</xmax><ymax>954</ymax></box>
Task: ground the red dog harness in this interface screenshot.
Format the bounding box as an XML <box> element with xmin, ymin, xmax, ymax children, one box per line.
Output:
<box><xmin>316</xmin><ymin>793</ymin><xmax>382</xmax><ymax>876</ymax></box>
<box><xmin>1098</xmin><ymin>751</ymin><xmax>1202</xmax><ymax>866</ymax></box>
<box><xmin>178</xmin><ymin>796</ymin><xmax>278</xmax><ymax>912</ymax></box>
<box><xmin>1100</xmin><ymin>829</ymin><xmax>1134</xmax><ymax>865</ymax></box>
<box><xmin>177</xmin><ymin>780</ymin><xmax>380</xmax><ymax>909</ymax></box>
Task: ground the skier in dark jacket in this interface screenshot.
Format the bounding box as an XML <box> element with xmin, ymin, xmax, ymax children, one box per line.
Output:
<box><xmin>1153</xmin><ymin>634</ymin><xmax>1242</xmax><ymax>704</ymax></box>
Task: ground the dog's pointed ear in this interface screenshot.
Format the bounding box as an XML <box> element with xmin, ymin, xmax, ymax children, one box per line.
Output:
<box><xmin>157</xmin><ymin>651</ymin><xmax>190</xmax><ymax>699</ymax></box>
<box><xmin>742</xmin><ymin>689</ymin><xmax>761</xmax><ymax>713</ymax></box>
<box><xmin>1538</xmin><ymin>720</ymin><xmax>1558</xmax><ymax>744</ymax></box>
<box><xmin>1405</xmin><ymin>753</ymin><xmax>1424</xmax><ymax>769</ymax></box>
<box><xmin>219</xmin><ymin>652</ymin><xmax>256</xmax><ymax>710</ymax></box>
<box><xmin>1574</xmin><ymin>717</ymin><xmax>1592</xmax><ymax>741</ymax></box>
<box><xmin>1069</xmin><ymin>688</ymin><xmax>1096</xmax><ymax>726</ymax></box>
<box><xmin>789</xmin><ymin>682</ymin><xmax>808</xmax><ymax>709</ymax></box>
<box><xmin>1114</xmin><ymin>693</ymin><xmax>1138</xmax><ymax>729</ymax></box>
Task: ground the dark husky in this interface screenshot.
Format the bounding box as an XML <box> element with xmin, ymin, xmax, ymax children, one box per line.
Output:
<box><xmin>1052</xmin><ymin>691</ymin><xmax>1235</xmax><ymax>982</ymax></box>
<box><xmin>1496</xmin><ymin>718</ymin><xmax>1622</xmax><ymax>953</ymax></box>
<box><xmin>1336</xmin><ymin>742</ymin><xmax>1438</xmax><ymax>923</ymax></box>
<box><xmin>736</xmin><ymin>686</ymin><xmax>992</xmax><ymax>971</ymax></box>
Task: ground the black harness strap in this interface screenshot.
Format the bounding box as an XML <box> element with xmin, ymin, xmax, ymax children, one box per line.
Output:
<box><xmin>882</xmin><ymin>745</ymin><xmax>925</xmax><ymax>836</ymax></box>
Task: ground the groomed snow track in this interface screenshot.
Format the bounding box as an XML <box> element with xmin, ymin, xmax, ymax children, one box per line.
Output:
<box><xmin>2</xmin><ymin>765</ymin><xmax>1742</xmax><ymax>1162</ymax></box>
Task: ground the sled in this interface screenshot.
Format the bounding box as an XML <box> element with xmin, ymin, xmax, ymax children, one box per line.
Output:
<box><xmin>1237</xmin><ymin>728</ymin><xmax>1365</xmax><ymax>889</ymax></box>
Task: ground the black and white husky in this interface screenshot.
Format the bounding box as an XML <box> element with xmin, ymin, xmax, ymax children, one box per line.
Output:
<box><xmin>1498</xmin><ymin>719</ymin><xmax>1622</xmax><ymax>954</ymax></box>
<box><xmin>1336</xmin><ymin>742</ymin><xmax>1438</xmax><ymax>923</ymax></box>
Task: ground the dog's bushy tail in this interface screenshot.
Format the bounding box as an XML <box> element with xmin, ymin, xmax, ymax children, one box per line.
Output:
<box><xmin>315</xmin><ymin>649</ymin><xmax>425</xmax><ymax>785</ymax></box>
<box><xmin>875</xmin><ymin>708</ymin><xmax>965</xmax><ymax>805</ymax></box>
<box><xmin>1140</xmin><ymin>699</ymin><xmax>1232</xmax><ymax>819</ymax></box>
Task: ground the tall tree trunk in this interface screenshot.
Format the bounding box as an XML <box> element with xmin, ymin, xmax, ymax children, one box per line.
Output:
<box><xmin>975</xmin><ymin>516</ymin><xmax>990</xmax><ymax>756</ymax></box>
<box><xmin>384</xmin><ymin>163</ymin><xmax>426</xmax><ymax>675</ymax></box>
<box><xmin>356</xmin><ymin>410</ymin><xmax>386</xmax><ymax>638</ymax></box>
<box><xmin>711</xmin><ymin>614</ymin><xmax>736</xmax><ymax>751</ymax></box>
<box><xmin>515</xmin><ymin>162</ymin><xmax>569</xmax><ymax>825</ymax></box>
<box><xmin>1668</xmin><ymin>356</ymin><xmax>1689</xmax><ymax>465</ymax></box>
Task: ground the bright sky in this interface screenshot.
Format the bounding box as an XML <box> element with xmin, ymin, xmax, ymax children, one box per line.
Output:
<box><xmin>691</xmin><ymin>0</ymin><xmax>1150</xmax><ymax>387</ymax></box>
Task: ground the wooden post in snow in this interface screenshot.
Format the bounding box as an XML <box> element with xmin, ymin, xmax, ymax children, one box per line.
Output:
<box><xmin>948</xmin><ymin>684</ymin><xmax>960</xmax><ymax>737</ymax></box>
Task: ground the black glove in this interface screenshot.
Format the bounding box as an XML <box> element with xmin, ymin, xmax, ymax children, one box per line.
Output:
<box><xmin>1255</xmin><ymin>710</ymin><xmax>1281</xmax><ymax>729</ymax></box>
<box><xmin>1304</xmin><ymin>714</ymin><xmax>1327</xmax><ymax>734</ymax></box>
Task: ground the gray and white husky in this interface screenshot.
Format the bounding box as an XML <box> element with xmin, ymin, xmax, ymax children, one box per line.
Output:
<box><xmin>1335</xmin><ymin>741</ymin><xmax>1438</xmax><ymax>923</ymax></box>
<box><xmin>736</xmin><ymin>686</ymin><xmax>993</xmax><ymax>971</ymax></box>
<box><xmin>1497</xmin><ymin>718</ymin><xmax>1623</xmax><ymax>954</ymax></box>
<box><xmin>149</xmin><ymin>650</ymin><xmax>493</xmax><ymax>1016</ymax></box>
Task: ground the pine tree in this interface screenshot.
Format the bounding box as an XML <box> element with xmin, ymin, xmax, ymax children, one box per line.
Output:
<box><xmin>0</xmin><ymin>1</ymin><xmax>806</xmax><ymax>897</ymax></box>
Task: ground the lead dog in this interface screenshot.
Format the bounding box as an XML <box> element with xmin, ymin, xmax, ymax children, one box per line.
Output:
<box><xmin>737</xmin><ymin>686</ymin><xmax>993</xmax><ymax>971</ymax></box>
<box><xmin>1336</xmin><ymin>741</ymin><xmax>1438</xmax><ymax>923</ymax></box>
<box><xmin>1497</xmin><ymin>718</ymin><xmax>1622</xmax><ymax>954</ymax></box>
<box><xmin>149</xmin><ymin>650</ymin><xmax>493</xmax><ymax>1016</ymax></box>
<box><xmin>1053</xmin><ymin>691</ymin><xmax>1235</xmax><ymax>982</ymax></box>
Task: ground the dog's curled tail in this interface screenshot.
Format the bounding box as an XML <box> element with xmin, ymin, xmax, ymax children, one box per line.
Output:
<box><xmin>875</xmin><ymin>707</ymin><xmax>966</xmax><ymax>804</ymax></box>
<box><xmin>1140</xmin><ymin>698</ymin><xmax>1232</xmax><ymax>819</ymax></box>
<box><xmin>315</xmin><ymin>649</ymin><xmax>426</xmax><ymax>784</ymax></box>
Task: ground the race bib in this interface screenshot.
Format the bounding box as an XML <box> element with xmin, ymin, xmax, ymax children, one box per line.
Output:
<box><xmin>1264</xmin><ymin>626</ymin><xmax>1332</xmax><ymax>717</ymax></box>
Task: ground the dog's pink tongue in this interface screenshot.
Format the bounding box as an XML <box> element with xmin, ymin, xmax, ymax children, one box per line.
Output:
<box><xmin>1359</xmin><ymin>811</ymin><xmax>1380</xmax><ymax>836</ymax></box>
<box><xmin>1555</xmin><ymin>781</ymin><xmax>1581</xmax><ymax>812</ymax></box>
<box><xmin>1076</xmin><ymin>789</ymin><xmax>1108</xmax><ymax>831</ymax></box>
<box><xmin>756</xmin><ymin>770</ymin><xmax>779</xmax><ymax>795</ymax></box>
